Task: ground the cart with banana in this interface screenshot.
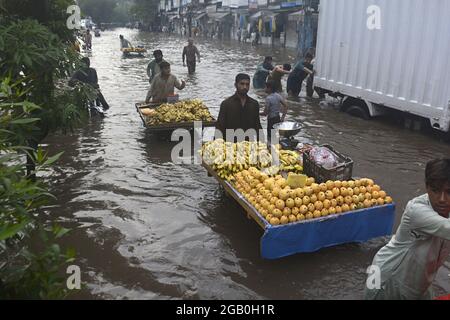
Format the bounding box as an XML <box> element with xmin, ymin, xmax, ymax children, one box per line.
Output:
<box><xmin>121</xmin><ymin>47</ymin><xmax>147</xmax><ymax>57</ymax></box>
<box><xmin>200</xmin><ymin>126</ymin><xmax>395</xmax><ymax>259</ymax></box>
<box><xmin>136</xmin><ymin>99</ymin><xmax>217</xmax><ymax>133</ymax></box>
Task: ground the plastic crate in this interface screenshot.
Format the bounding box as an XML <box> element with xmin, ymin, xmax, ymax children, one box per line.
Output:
<box><xmin>303</xmin><ymin>144</ymin><xmax>353</xmax><ymax>183</ymax></box>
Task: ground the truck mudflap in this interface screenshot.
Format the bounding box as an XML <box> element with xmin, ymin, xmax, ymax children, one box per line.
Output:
<box><xmin>430</xmin><ymin>100</ymin><xmax>450</xmax><ymax>132</ymax></box>
<box><xmin>365</xmin><ymin>101</ymin><xmax>386</xmax><ymax>117</ymax></box>
<box><xmin>442</xmin><ymin>101</ymin><xmax>450</xmax><ymax>132</ymax></box>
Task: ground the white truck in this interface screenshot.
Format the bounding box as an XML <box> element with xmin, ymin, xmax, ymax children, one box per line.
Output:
<box><xmin>314</xmin><ymin>0</ymin><xmax>450</xmax><ymax>132</ymax></box>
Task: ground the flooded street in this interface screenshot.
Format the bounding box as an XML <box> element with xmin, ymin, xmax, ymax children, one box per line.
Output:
<box><xmin>43</xmin><ymin>29</ymin><xmax>450</xmax><ymax>299</ymax></box>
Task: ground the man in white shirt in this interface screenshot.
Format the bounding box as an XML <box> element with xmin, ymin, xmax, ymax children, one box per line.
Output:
<box><xmin>145</xmin><ymin>61</ymin><xmax>186</xmax><ymax>103</ymax></box>
<box><xmin>365</xmin><ymin>158</ymin><xmax>450</xmax><ymax>300</ymax></box>
<box><xmin>119</xmin><ymin>35</ymin><xmax>132</xmax><ymax>49</ymax></box>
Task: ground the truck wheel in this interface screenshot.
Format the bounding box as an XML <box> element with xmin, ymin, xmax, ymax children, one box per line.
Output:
<box><xmin>445</xmin><ymin>131</ymin><xmax>450</xmax><ymax>143</ymax></box>
<box><xmin>346</xmin><ymin>105</ymin><xmax>370</xmax><ymax>120</ymax></box>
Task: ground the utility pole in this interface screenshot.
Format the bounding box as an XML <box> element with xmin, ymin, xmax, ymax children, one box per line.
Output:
<box><xmin>187</xmin><ymin>2</ymin><xmax>194</xmax><ymax>38</ymax></box>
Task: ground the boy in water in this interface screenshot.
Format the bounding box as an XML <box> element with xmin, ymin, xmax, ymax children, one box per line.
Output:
<box><xmin>260</xmin><ymin>81</ymin><xmax>288</xmax><ymax>142</ymax></box>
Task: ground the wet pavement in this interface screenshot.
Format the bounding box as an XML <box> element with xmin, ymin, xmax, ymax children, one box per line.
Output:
<box><xmin>43</xmin><ymin>29</ymin><xmax>450</xmax><ymax>299</ymax></box>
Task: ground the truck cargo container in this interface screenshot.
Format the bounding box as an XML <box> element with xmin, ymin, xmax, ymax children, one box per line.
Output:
<box><xmin>314</xmin><ymin>0</ymin><xmax>450</xmax><ymax>132</ymax></box>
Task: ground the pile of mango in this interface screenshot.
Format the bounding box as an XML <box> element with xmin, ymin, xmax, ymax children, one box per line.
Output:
<box><xmin>234</xmin><ymin>167</ymin><xmax>393</xmax><ymax>225</ymax></box>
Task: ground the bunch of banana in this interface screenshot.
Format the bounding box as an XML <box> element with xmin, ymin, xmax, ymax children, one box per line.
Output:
<box><xmin>145</xmin><ymin>99</ymin><xmax>214</xmax><ymax>125</ymax></box>
<box><xmin>201</xmin><ymin>140</ymin><xmax>302</xmax><ymax>181</ymax></box>
<box><xmin>278</xmin><ymin>150</ymin><xmax>303</xmax><ymax>173</ymax></box>
<box><xmin>201</xmin><ymin>140</ymin><xmax>272</xmax><ymax>181</ymax></box>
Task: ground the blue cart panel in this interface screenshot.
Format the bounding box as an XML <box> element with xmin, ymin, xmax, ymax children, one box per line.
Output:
<box><xmin>202</xmin><ymin>162</ymin><xmax>396</xmax><ymax>260</ymax></box>
<box><xmin>261</xmin><ymin>204</ymin><xmax>395</xmax><ymax>259</ymax></box>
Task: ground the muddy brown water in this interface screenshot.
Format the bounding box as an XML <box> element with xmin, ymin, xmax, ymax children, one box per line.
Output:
<box><xmin>42</xmin><ymin>29</ymin><xmax>450</xmax><ymax>299</ymax></box>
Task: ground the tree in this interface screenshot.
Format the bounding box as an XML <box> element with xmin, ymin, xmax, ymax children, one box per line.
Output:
<box><xmin>0</xmin><ymin>18</ymin><xmax>95</xmax><ymax>174</ymax></box>
<box><xmin>0</xmin><ymin>1</ymin><xmax>96</xmax><ymax>168</ymax></box>
<box><xmin>1</xmin><ymin>0</ymin><xmax>77</xmax><ymax>43</ymax></box>
<box><xmin>0</xmin><ymin>0</ymin><xmax>93</xmax><ymax>298</ymax></box>
<box><xmin>112</xmin><ymin>0</ymin><xmax>133</xmax><ymax>24</ymax></box>
<box><xmin>0</xmin><ymin>78</ymin><xmax>77</xmax><ymax>299</ymax></box>
<box><xmin>130</xmin><ymin>0</ymin><xmax>159</xmax><ymax>25</ymax></box>
<box><xmin>78</xmin><ymin>0</ymin><xmax>117</xmax><ymax>23</ymax></box>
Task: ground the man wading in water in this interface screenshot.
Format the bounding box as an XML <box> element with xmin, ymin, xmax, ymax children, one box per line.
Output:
<box><xmin>182</xmin><ymin>38</ymin><xmax>201</xmax><ymax>75</ymax></box>
<box><xmin>145</xmin><ymin>61</ymin><xmax>186</xmax><ymax>103</ymax></box>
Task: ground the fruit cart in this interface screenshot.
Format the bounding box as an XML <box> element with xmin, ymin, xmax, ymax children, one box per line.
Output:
<box><xmin>136</xmin><ymin>101</ymin><xmax>217</xmax><ymax>133</ymax></box>
<box><xmin>121</xmin><ymin>47</ymin><xmax>147</xmax><ymax>57</ymax></box>
<box><xmin>202</xmin><ymin>161</ymin><xmax>396</xmax><ymax>260</ymax></box>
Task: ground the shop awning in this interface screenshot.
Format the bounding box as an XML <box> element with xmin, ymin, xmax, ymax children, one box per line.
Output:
<box><xmin>288</xmin><ymin>10</ymin><xmax>304</xmax><ymax>21</ymax></box>
<box><xmin>194</xmin><ymin>12</ymin><xmax>207</xmax><ymax>20</ymax></box>
<box><xmin>207</xmin><ymin>12</ymin><xmax>231</xmax><ymax>21</ymax></box>
<box><xmin>263</xmin><ymin>13</ymin><xmax>279</xmax><ymax>22</ymax></box>
<box><xmin>250</xmin><ymin>11</ymin><xmax>278</xmax><ymax>22</ymax></box>
<box><xmin>249</xmin><ymin>11</ymin><xmax>263</xmax><ymax>20</ymax></box>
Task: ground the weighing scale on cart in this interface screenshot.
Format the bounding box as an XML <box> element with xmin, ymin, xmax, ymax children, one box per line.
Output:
<box><xmin>272</xmin><ymin>121</ymin><xmax>303</xmax><ymax>150</ymax></box>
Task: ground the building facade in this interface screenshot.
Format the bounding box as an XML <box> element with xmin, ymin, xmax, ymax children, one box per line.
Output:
<box><xmin>157</xmin><ymin>0</ymin><xmax>319</xmax><ymax>53</ymax></box>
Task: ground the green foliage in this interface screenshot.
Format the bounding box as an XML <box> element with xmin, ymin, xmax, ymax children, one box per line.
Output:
<box><xmin>130</xmin><ymin>0</ymin><xmax>159</xmax><ymax>23</ymax></box>
<box><xmin>77</xmin><ymin>0</ymin><xmax>133</xmax><ymax>23</ymax></box>
<box><xmin>78</xmin><ymin>0</ymin><xmax>117</xmax><ymax>23</ymax></box>
<box><xmin>0</xmin><ymin>19</ymin><xmax>73</xmax><ymax>93</ymax></box>
<box><xmin>52</xmin><ymin>79</ymin><xmax>97</xmax><ymax>134</ymax></box>
<box><xmin>0</xmin><ymin>224</ymin><xmax>76</xmax><ymax>299</ymax></box>
<box><xmin>0</xmin><ymin>1</ymin><xmax>92</xmax><ymax>299</ymax></box>
<box><xmin>0</xmin><ymin>0</ymin><xmax>77</xmax><ymax>43</ymax></box>
<box><xmin>0</xmin><ymin>19</ymin><xmax>94</xmax><ymax>141</ymax></box>
<box><xmin>0</xmin><ymin>81</ymin><xmax>76</xmax><ymax>299</ymax></box>
<box><xmin>0</xmin><ymin>79</ymin><xmax>41</xmax><ymax>147</ymax></box>
<box><xmin>46</xmin><ymin>0</ymin><xmax>79</xmax><ymax>43</ymax></box>
<box><xmin>112</xmin><ymin>0</ymin><xmax>133</xmax><ymax>23</ymax></box>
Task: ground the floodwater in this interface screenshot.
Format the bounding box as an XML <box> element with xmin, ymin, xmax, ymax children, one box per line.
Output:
<box><xmin>43</xmin><ymin>29</ymin><xmax>450</xmax><ymax>299</ymax></box>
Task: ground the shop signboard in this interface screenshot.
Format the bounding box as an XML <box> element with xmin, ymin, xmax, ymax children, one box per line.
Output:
<box><xmin>249</xmin><ymin>0</ymin><xmax>258</xmax><ymax>10</ymax></box>
<box><xmin>257</xmin><ymin>0</ymin><xmax>268</xmax><ymax>7</ymax></box>
<box><xmin>281</xmin><ymin>0</ymin><xmax>303</xmax><ymax>9</ymax></box>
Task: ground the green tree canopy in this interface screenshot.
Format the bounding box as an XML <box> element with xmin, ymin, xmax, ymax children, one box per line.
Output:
<box><xmin>0</xmin><ymin>0</ymin><xmax>89</xmax><ymax>299</ymax></box>
<box><xmin>79</xmin><ymin>0</ymin><xmax>115</xmax><ymax>23</ymax></box>
<box><xmin>130</xmin><ymin>0</ymin><xmax>159</xmax><ymax>24</ymax></box>
<box><xmin>0</xmin><ymin>0</ymin><xmax>77</xmax><ymax>43</ymax></box>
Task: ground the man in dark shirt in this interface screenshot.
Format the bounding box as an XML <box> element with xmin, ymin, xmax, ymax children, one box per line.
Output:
<box><xmin>84</xmin><ymin>29</ymin><xmax>92</xmax><ymax>50</ymax></box>
<box><xmin>182</xmin><ymin>38</ymin><xmax>201</xmax><ymax>74</ymax></box>
<box><xmin>69</xmin><ymin>57</ymin><xmax>110</xmax><ymax>110</ymax></box>
<box><xmin>286</xmin><ymin>53</ymin><xmax>314</xmax><ymax>98</ymax></box>
<box><xmin>216</xmin><ymin>73</ymin><xmax>262</xmax><ymax>142</ymax></box>
<box><xmin>146</xmin><ymin>49</ymin><xmax>166</xmax><ymax>84</ymax></box>
<box><xmin>253</xmin><ymin>56</ymin><xmax>274</xmax><ymax>90</ymax></box>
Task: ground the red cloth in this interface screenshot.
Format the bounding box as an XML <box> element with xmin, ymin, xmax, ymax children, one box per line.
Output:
<box><xmin>435</xmin><ymin>294</ymin><xmax>450</xmax><ymax>300</ymax></box>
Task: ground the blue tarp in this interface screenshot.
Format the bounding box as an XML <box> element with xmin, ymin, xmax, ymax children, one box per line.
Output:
<box><xmin>297</xmin><ymin>11</ymin><xmax>314</xmax><ymax>57</ymax></box>
<box><xmin>240</xmin><ymin>15</ymin><xmax>245</xmax><ymax>28</ymax></box>
<box><xmin>212</xmin><ymin>169</ymin><xmax>396</xmax><ymax>261</ymax></box>
<box><xmin>261</xmin><ymin>204</ymin><xmax>396</xmax><ymax>259</ymax></box>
